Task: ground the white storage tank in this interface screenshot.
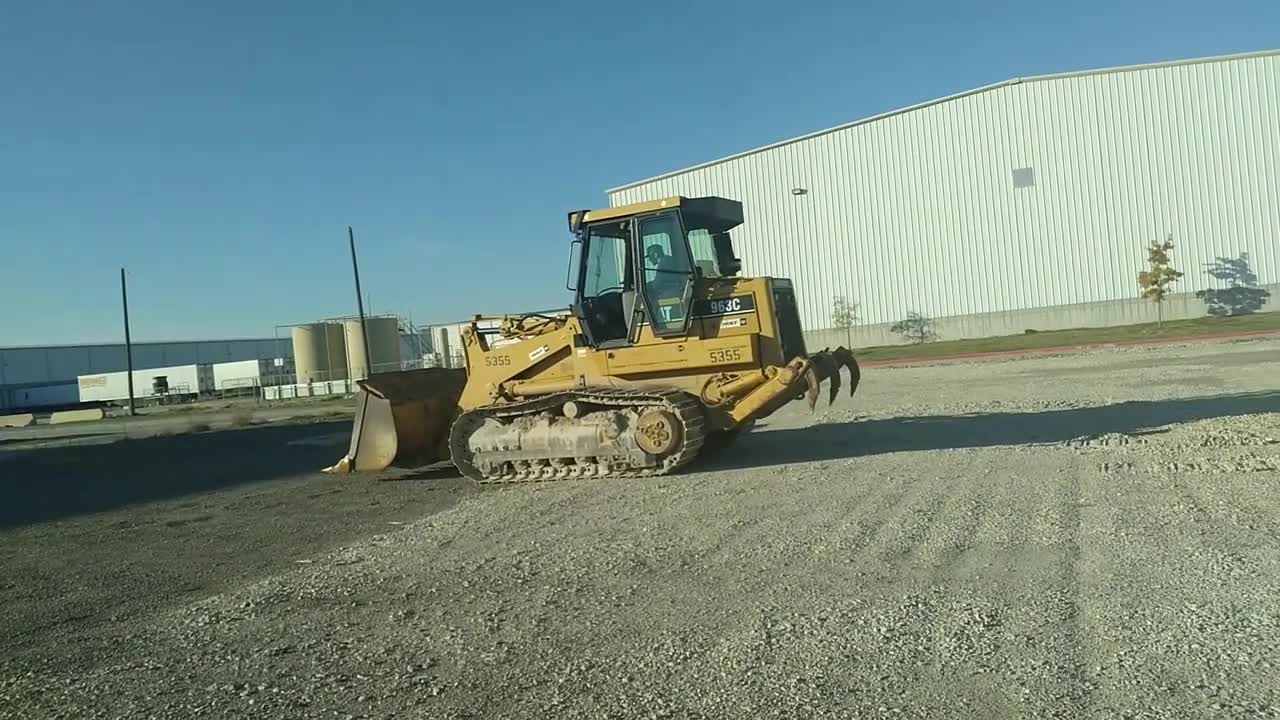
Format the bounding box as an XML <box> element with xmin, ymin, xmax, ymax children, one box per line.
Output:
<box><xmin>436</xmin><ymin>327</ymin><xmax>452</xmax><ymax>368</ymax></box>
<box><xmin>292</xmin><ymin>323</ymin><xmax>347</xmax><ymax>383</ymax></box>
<box><xmin>344</xmin><ymin>317</ymin><xmax>400</xmax><ymax>378</ymax></box>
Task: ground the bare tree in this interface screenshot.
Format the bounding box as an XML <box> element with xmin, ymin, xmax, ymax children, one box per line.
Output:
<box><xmin>830</xmin><ymin>295</ymin><xmax>860</xmax><ymax>348</ymax></box>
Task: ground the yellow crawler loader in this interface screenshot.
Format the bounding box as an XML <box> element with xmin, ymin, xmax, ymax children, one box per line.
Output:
<box><xmin>326</xmin><ymin>195</ymin><xmax>860</xmax><ymax>482</ymax></box>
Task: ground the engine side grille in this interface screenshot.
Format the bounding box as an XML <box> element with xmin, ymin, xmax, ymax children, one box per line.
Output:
<box><xmin>771</xmin><ymin>284</ymin><xmax>807</xmax><ymax>362</ymax></box>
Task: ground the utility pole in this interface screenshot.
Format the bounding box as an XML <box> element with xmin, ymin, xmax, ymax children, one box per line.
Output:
<box><xmin>120</xmin><ymin>268</ymin><xmax>136</xmax><ymax>416</ymax></box>
<box><xmin>348</xmin><ymin>226</ymin><xmax>373</xmax><ymax>380</ymax></box>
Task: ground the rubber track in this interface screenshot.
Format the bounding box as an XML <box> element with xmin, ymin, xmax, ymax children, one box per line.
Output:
<box><xmin>448</xmin><ymin>389</ymin><xmax>706</xmax><ymax>484</ymax></box>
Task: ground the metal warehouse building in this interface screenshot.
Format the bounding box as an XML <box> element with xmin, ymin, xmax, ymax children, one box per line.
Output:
<box><xmin>0</xmin><ymin>338</ymin><xmax>287</xmax><ymax>411</ymax></box>
<box><xmin>608</xmin><ymin>49</ymin><xmax>1280</xmax><ymax>348</ymax></box>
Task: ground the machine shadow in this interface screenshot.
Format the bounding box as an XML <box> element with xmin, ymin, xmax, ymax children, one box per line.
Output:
<box><xmin>381</xmin><ymin>464</ymin><xmax>464</xmax><ymax>482</ymax></box>
<box><xmin>703</xmin><ymin>390</ymin><xmax>1280</xmax><ymax>471</ymax></box>
<box><xmin>0</xmin><ymin>420</ymin><xmax>353</xmax><ymax>529</ymax></box>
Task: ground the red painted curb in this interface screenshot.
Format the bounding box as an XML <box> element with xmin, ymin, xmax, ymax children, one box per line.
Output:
<box><xmin>858</xmin><ymin>328</ymin><xmax>1280</xmax><ymax>368</ymax></box>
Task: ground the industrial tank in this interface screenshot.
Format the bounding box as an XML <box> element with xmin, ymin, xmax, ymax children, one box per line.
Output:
<box><xmin>436</xmin><ymin>327</ymin><xmax>451</xmax><ymax>368</ymax></box>
<box><xmin>292</xmin><ymin>323</ymin><xmax>347</xmax><ymax>383</ymax></box>
<box><xmin>344</xmin><ymin>317</ymin><xmax>400</xmax><ymax>378</ymax></box>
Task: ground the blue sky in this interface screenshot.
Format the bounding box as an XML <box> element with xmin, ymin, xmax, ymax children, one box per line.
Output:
<box><xmin>1</xmin><ymin>0</ymin><xmax>1275</xmax><ymax>345</ymax></box>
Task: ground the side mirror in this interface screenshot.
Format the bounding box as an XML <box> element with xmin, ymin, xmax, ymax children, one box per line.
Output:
<box><xmin>565</xmin><ymin>238</ymin><xmax>583</xmax><ymax>291</ymax></box>
<box><xmin>712</xmin><ymin>232</ymin><xmax>742</xmax><ymax>276</ymax></box>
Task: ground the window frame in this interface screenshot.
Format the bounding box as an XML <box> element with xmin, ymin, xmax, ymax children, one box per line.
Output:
<box><xmin>634</xmin><ymin>210</ymin><xmax>696</xmax><ymax>338</ymax></box>
<box><xmin>573</xmin><ymin>219</ymin><xmax>638</xmax><ymax>348</ymax></box>
<box><xmin>578</xmin><ymin>221</ymin><xmax>631</xmax><ymax>301</ymax></box>
<box><xmin>686</xmin><ymin>227</ymin><xmax>721</xmax><ymax>278</ymax></box>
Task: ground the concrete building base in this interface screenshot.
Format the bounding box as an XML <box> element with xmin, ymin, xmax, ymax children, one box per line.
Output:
<box><xmin>49</xmin><ymin>408</ymin><xmax>105</xmax><ymax>425</ymax></box>
<box><xmin>802</xmin><ymin>283</ymin><xmax>1280</xmax><ymax>351</ymax></box>
<box><xmin>0</xmin><ymin>413</ymin><xmax>35</xmax><ymax>428</ymax></box>
<box><xmin>261</xmin><ymin>379</ymin><xmax>357</xmax><ymax>401</ymax></box>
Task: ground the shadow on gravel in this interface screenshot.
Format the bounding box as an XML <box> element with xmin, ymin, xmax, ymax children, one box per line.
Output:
<box><xmin>0</xmin><ymin>420</ymin><xmax>353</xmax><ymax>529</ymax></box>
<box><xmin>0</xmin><ymin>431</ymin><xmax>124</xmax><ymax>447</ymax></box>
<box><xmin>708</xmin><ymin>390</ymin><xmax>1280</xmax><ymax>470</ymax></box>
<box><xmin>382</xmin><ymin>464</ymin><xmax>463</xmax><ymax>482</ymax></box>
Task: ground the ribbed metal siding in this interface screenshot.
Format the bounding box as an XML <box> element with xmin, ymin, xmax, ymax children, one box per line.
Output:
<box><xmin>609</xmin><ymin>54</ymin><xmax>1280</xmax><ymax>330</ymax></box>
<box><xmin>0</xmin><ymin>339</ymin><xmax>287</xmax><ymax>386</ymax></box>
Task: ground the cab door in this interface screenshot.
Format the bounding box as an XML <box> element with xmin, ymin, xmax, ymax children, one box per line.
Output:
<box><xmin>598</xmin><ymin>211</ymin><xmax>700</xmax><ymax>376</ymax></box>
<box><xmin>634</xmin><ymin>211</ymin><xmax>696</xmax><ymax>337</ymax></box>
<box><xmin>573</xmin><ymin>219</ymin><xmax>637</xmax><ymax>348</ymax></box>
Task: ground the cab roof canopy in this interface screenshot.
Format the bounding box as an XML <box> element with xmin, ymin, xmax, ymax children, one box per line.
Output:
<box><xmin>568</xmin><ymin>196</ymin><xmax>744</xmax><ymax>235</ymax></box>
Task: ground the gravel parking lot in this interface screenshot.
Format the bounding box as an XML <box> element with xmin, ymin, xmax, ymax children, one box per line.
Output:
<box><xmin>1</xmin><ymin>337</ymin><xmax>1277</xmax><ymax>719</ymax></box>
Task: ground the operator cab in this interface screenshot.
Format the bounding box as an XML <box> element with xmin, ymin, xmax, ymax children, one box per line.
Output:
<box><xmin>567</xmin><ymin>196</ymin><xmax>743</xmax><ymax>348</ymax></box>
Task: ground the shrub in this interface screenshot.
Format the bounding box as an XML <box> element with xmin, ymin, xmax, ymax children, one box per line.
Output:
<box><xmin>891</xmin><ymin>311</ymin><xmax>937</xmax><ymax>344</ymax></box>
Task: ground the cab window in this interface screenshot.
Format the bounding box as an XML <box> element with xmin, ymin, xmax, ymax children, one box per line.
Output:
<box><xmin>639</xmin><ymin>213</ymin><xmax>693</xmax><ymax>334</ymax></box>
<box><xmin>583</xmin><ymin>222</ymin><xmax>628</xmax><ymax>298</ymax></box>
<box><xmin>578</xmin><ymin>220</ymin><xmax>633</xmax><ymax>344</ymax></box>
<box><xmin>687</xmin><ymin>228</ymin><xmax>720</xmax><ymax>278</ymax></box>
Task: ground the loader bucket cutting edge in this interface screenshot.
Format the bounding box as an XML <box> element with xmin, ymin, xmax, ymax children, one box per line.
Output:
<box><xmin>323</xmin><ymin>367</ymin><xmax>467</xmax><ymax>474</ymax></box>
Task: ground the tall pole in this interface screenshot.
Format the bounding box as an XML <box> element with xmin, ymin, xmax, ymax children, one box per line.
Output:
<box><xmin>348</xmin><ymin>226</ymin><xmax>373</xmax><ymax>379</ymax></box>
<box><xmin>120</xmin><ymin>268</ymin><xmax>136</xmax><ymax>416</ymax></box>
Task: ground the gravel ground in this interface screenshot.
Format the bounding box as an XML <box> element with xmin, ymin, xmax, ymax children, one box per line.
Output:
<box><xmin>1</xmin><ymin>337</ymin><xmax>1278</xmax><ymax>719</ymax></box>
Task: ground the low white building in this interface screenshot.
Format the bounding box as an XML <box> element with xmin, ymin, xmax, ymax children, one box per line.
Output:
<box><xmin>212</xmin><ymin>358</ymin><xmax>296</xmax><ymax>392</ymax></box>
<box><xmin>77</xmin><ymin>364</ymin><xmax>215</xmax><ymax>403</ymax></box>
<box><xmin>0</xmin><ymin>337</ymin><xmax>286</xmax><ymax>411</ymax></box>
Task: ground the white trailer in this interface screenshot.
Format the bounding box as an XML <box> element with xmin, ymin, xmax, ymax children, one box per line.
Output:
<box><xmin>77</xmin><ymin>364</ymin><xmax>214</xmax><ymax>403</ymax></box>
<box><xmin>212</xmin><ymin>358</ymin><xmax>295</xmax><ymax>392</ymax></box>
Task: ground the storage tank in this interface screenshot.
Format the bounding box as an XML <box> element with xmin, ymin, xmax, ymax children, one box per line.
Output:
<box><xmin>344</xmin><ymin>317</ymin><xmax>401</xmax><ymax>378</ymax></box>
<box><xmin>292</xmin><ymin>323</ymin><xmax>347</xmax><ymax>383</ymax></box>
<box><xmin>436</xmin><ymin>328</ymin><xmax>452</xmax><ymax>369</ymax></box>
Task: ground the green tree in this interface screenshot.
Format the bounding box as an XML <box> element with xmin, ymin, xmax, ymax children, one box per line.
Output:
<box><xmin>830</xmin><ymin>295</ymin><xmax>860</xmax><ymax>348</ymax></box>
<box><xmin>1137</xmin><ymin>234</ymin><xmax>1184</xmax><ymax>326</ymax></box>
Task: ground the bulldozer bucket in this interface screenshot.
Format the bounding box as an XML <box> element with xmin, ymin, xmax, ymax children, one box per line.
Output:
<box><xmin>323</xmin><ymin>367</ymin><xmax>468</xmax><ymax>474</ymax></box>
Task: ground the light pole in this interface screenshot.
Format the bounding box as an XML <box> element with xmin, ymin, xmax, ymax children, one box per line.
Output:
<box><xmin>120</xmin><ymin>268</ymin><xmax>136</xmax><ymax>416</ymax></box>
<box><xmin>348</xmin><ymin>227</ymin><xmax>373</xmax><ymax>380</ymax></box>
